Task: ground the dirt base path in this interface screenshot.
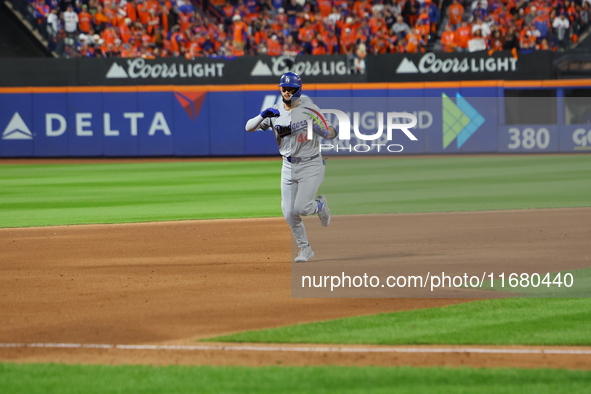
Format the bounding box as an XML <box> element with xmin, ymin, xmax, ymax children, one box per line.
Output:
<box><xmin>1</xmin><ymin>208</ymin><xmax>590</xmax><ymax>369</ymax></box>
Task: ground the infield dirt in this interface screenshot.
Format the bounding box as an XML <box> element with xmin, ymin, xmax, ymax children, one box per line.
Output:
<box><xmin>1</xmin><ymin>208</ymin><xmax>590</xmax><ymax>369</ymax></box>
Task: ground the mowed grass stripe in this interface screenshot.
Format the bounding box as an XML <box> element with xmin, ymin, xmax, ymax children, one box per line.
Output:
<box><xmin>0</xmin><ymin>161</ymin><xmax>282</xmax><ymax>227</ymax></box>
<box><xmin>1</xmin><ymin>363</ymin><xmax>591</xmax><ymax>394</ymax></box>
<box><xmin>208</xmin><ymin>298</ymin><xmax>591</xmax><ymax>346</ymax></box>
<box><xmin>0</xmin><ymin>155</ymin><xmax>590</xmax><ymax>228</ymax></box>
<box><xmin>322</xmin><ymin>155</ymin><xmax>591</xmax><ymax>214</ymax></box>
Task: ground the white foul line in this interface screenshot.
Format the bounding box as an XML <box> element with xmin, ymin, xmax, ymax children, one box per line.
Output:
<box><xmin>0</xmin><ymin>343</ymin><xmax>591</xmax><ymax>355</ymax></box>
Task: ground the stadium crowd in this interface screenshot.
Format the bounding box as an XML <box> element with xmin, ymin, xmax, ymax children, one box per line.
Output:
<box><xmin>25</xmin><ymin>0</ymin><xmax>591</xmax><ymax>58</ymax></box>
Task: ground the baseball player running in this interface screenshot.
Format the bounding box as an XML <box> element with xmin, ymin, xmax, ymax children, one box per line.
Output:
<box><xmin>245</xmin><ymin>72</ymin><xmax>338</xmax><ymax>263</ymax></box>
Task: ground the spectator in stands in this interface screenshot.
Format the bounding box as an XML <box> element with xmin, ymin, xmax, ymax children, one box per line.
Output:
<box><xmin>24</xmin><ymin>0</ymin><xmax>591</xmax><ymax>58</ymax></box>
<box><xmin>402</xmin><ymin>0</ymin><xmax>420</xmax><ymax>27</ymax></box>
<box><xmin>471</xmin><ymin>17</ymin><xmax>491</xmax><ymax>38</ymax></box>
<box><xmin>455</xmin><ymin>20</ymin><xmax>472</xmax><ymax>52</ymax></box>
<box><xmin>298</xmin><ymin>19</ymin><xmax>315</xmax><ymax>53</ymax></box>
<box><xmin>63</xmin><ymin>5</ymin><xmax>79</xmax><ymax>36</ymax></box>
<box><xmin>390</xmin><ymin>15</ymin><xmax>410</xmax><ymax>39</ymax></box>
<box><xmin>231</xmin><ymin>14</ymin><xmax>247</xmax><ymax>53</ymax></box>
<box><xmin>440</xmin><ymin>24</ymin><xmax>456</xmax><ymax>52</ymax></box>
<box><xmin>533</xmin><ymin>10</ymin><xmax>550</xmax><ymax>40</ymax></box>
<box><xmin>553</xmin><ymin>12</ymin><xmax>571</xmax><ymax>49</ymax></box>
<box><xmin>468</xmin><ymin>29</ymin><xmax>486</xmax><ymax>51</ymax></box>
<box><xmin>93</xmin><ymin>5</ymin><xmax>109</xmax><ymax>33</ymax></box>
<box><xmin>78</xmin><ymin>5</ymin><xmax>93</xmax><ymax>34</ymax></box>
<box><xmin>525</xmin><ymin>6</ymin><xmax>537</xmax><ymax>25</ymax></box>
<box><xmin>405</xmin><ymin>27</ymin><xmax>423</xmax><ymax>52</ymax></box>
<box><xmin>447</xmin><ymin>0</ymin><xmax>464</xmax><ymax>30</ymax></box>
<box><xmin>383</xmin><ymin>8</ymin><xmax>396</xmax><ymax>32</ymax></box>
<box><xmin>370</xmin><ymin>29</ymin><xmax>389</xmax><ymax>54</ymax></box>
<box><xmin>46</xmin><ymin>7</ymin><xmax>60</xmax><ymax>39</ymax></box>
<box><xmin>503</xmin><ymin>25</ymin><xmax>520</xmax><ymax>50</ymax></box>
<box><xmin>520</xmin><ymin>24</ymin><xmax>538</xmax><ymax>51</ymax></box>
<box><xmin>266</xmin><ymin>34</ymin><xmax>283</xmax><ymax>55</ymax></box>
<box><xmin>353</xmin><ymin>41</ymin><xmax>367</xmax><ymax>73</ymax></box>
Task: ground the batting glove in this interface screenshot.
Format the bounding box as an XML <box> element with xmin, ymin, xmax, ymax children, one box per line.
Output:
<box><xmin>260</xmin><ymin>108</ymin><xmax>280</xmax><ymax>118</ymax></box>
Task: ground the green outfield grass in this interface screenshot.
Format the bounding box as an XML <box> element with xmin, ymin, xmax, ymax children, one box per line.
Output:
<box><xmin>0</xmin><ymin>161</ymin><xmax>282</xmax><ymax>228</ymax></box>
<box><xmin>0</xmin><ymin>155</ymin><xmax>590</xmax><ymax>228</ymax></box>
<box><xmin>1</xmin><ymin>363</ymin><xmax>590</xmax><ymax>394</ymax></box>
<box><xmin>322</xmin><ymin>154</ymin><xmax>591</xmax><ymax>214</ymax></box>
<box><xmin>208</xmin><ymin>298</ymin><xmax>591</xmax><ymax>346</ymax></box>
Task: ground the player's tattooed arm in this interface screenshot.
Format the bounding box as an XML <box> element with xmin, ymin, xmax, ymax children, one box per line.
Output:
<box><xmin>311</xmin><ymin>124</ymin><xmax>338</xmax><ymax>139</ymax></box>
<box><xmin>326</xmin><ymin>126</ymin><xmax>338</xmax><ymax>139</ymax></box>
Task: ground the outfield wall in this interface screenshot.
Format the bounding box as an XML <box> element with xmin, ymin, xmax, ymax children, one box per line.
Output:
<box><xmin>1</xmin><ymin>80</ymin><xmax>590</xmax><ymax>157</ymax></box>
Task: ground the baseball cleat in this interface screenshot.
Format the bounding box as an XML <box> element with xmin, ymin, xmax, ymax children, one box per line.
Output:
<box><xmin>295</xmin><ymin>246</ymin><xmax>314</xmax><ymax>263</ymax></box>
<box><xmin>316</xmin><ymin>195</ymin><xmax>331</xmax><ymax>227</ymax></box>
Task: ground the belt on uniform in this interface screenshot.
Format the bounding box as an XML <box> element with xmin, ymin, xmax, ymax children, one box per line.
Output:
<box><xmin>284</xmin><ymin>154</ymin><xmax>320</xmax><ymax>164</ymax></box>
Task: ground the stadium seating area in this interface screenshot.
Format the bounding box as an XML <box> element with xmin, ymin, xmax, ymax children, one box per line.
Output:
<box><xmin>19</xmin><ymin>0</ymin><xmax>591</xmax><ymax>58</ymax></box>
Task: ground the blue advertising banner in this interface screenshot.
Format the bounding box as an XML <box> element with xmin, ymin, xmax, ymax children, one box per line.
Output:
<box><xmin>137</xmin><ymin>92</ymin><xmax>175</xmax><ymax>156</ymax></box>
<box><xmin>102</xmin><ymin>92</ymin><xmax>140</xmax><ymax>157</ymax></box>
<box><xmin>498</xmin><ymin>125</ymin><xmax>559</xmax><ymax>153</ymax></box>
<box><xmin>67</xmin><ymin>93</ymin><xmax>104</xmax><ymax>157</ymax></box>
<box><xmin>0</xmin><ymin>93</ymin><xmax>34</xmax><ymax>157</ymax></box>
<box><xmin>0</xmin><ymin>86</ymin><xmax>588</xmax><ymax>157</ymax></box>
<box><xmin>33</xmin><ymin>93</ymin><xmax>69</xmax><ymax>157</ymax></box>
<box><xmin>559</xmin><ymin>125</ymin><xmax>591</xmax><ymax>153</ymax></box>
<box><xmin>173</xmin><ymin>89</ymin><xmax>211</xmax><ymax>157</ymax></box>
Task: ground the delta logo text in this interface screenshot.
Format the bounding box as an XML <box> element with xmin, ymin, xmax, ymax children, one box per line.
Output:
<box><xmin>442</xmin><ymin>93</ymin><xmax>485</xmax><ymax>149</ymax></box>
<box><xmin>1</xmin><ymin>93</ymin><xmax>205</xmax><ymax>141</ymax></box>
<box><xmin>106</xmin><ymin>58</ymin><xmax>225</xmax><ymax>79</ymax></box>
<box><xmin>2</xmin><ymin>113</ymin><xmax>33</xmax><ymax>140</ymax></box>
<box><xmin>396</xmin><ymin>53</ymin><xmax>518</xmax><ymax>74</ymax></box>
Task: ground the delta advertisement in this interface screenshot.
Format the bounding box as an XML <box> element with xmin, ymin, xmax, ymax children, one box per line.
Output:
<box><xmin>1</xmin><ymin>86</ymin><xmax>589</xmax><ymax>157</ymax></box>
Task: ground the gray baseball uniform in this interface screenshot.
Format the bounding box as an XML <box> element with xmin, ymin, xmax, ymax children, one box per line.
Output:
<box><xmin>246</xmin><ymin>97</ymin><xmax>333</xmax><ymax>249</ymax></box>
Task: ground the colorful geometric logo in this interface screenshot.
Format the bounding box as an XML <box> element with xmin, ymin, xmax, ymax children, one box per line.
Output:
<box><xmin>174</xmin><ymin>91</ymin><xmax>207</xmax><ymax>121</ymax></box>
<box><xmin>303</xmin><ymin>106</ymin><xmax>328</xmax><ymax>130</ymax></box>
<box><xmin>442</xmin><ymin>93</ymin><xmax>485</xmax><ymax>149</ymax></box>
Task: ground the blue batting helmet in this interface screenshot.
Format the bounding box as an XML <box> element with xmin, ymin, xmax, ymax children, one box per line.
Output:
<box><xmin>278</xmin><ymin>72</ymin><xmax>302</xmax><ymax>101</ymax></box>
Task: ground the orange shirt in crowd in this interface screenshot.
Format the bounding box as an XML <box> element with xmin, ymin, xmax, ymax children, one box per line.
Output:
<box><xmin>416</xmin><ymin>12</ymin><xmax>430</xmax><ymax>36</ymax></box>
<box><xmin>455</xmin><ymin>25</ymin><xmax>472</xmax><ymax>48</ymax></box>
<box><xmin>440</xmin><ymin>30</ymin><xmax>456</xmax><ymax>52</ymax></box>
<box><xmin>94</xmin><ymin>11</ymin><xmax>110</xmax><ymax>27</ymax></box>
<box><xmin>448</xmin><ymin>3</ymin><xmax>464</xmax><ymax>26</ymax></box>
<box><xmin>125</xmin><ymin>2</ymin><xmax>138</xmax><ymax>22</ymax></box>
<box><xmin>146</xmin><ymin>0</ymin><xmax>159</xmax><ymax>13</ymax></box>
<box><xmin>102</xmin><ymin>28</ymin><xmax>117</xmax><ymax>45</ymax></box>
<box><xmin>103</xmin><ymin>5</ymin><xmax>116</xmax><ymax>23</ymax></box>
<box><xmin>147</xmin><ymin>12</ymin><xmax>160</xmax><ymax>34</ymax></box>
<box><xmin>406</xmin><ymin>32</ymin><xmax>422</xmax><ymax>53</ymax></box>
<box><xmin>318</xmin><ymin>0</ymin><xmax>332</xmax><ymax>17</ymax></box>
<box><xmin>78</xmin><ymin>11</ymin><xmax>93</xmax><ymax>33</ymax></box>
<box><xmin>298</xmin><ymin>26</ymin><xmax>314</xmax><ymax>43</ymax></box>
<box><xmin>311</xmin><ymin>38</ymin><xmax>327</xmax><ymax>55</ymax></box>
<box><xmin>233</xmin><ymin>20</ymin><xmax>247</xmax><ymax>44</ymax></box>
<box><xmin>137</xmin><ymin>3</ymin><xmax>150</xmax><ymax>25</ymax></box>
<box><xmin>179</xmin><ymin>12</ymin><xmax>192</xmax><ymax>33</ymax></box>
<box><xmin>321</xmin><ymin>31</ymin><xmax>338</xmax><ymax>54</ymax></box>
<box><xmin>353</xmin><ymin>0</ymin><xmax>369</xmax><ymax>18</ymax></box>
<box><xmin>370</xmin><ymin>34</ymin><xmax>389</xmax><ymax>54</ymax></box>
<box><xmin>119</xmin><ymin>21</ymin><xmax>132</xmax><ymax>43</ymax></box>
<box><xmin>266</xmin><ymin>38</ymin><xmax>282</xmax><ymax>56</ymax></box>
<box><xmin>339</xmin><ymin>30</ymin><xmax>356</xmax><ymax>54</ymax></box>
